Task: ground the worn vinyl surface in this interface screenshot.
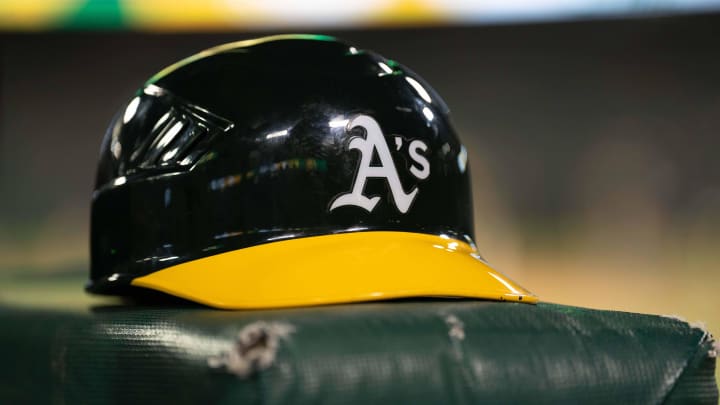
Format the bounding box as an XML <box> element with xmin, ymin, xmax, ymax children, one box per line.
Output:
<box><xmin>0</xmin><ymin>296</ymin><xmax>717</xmax><ymax>404</ymax></box>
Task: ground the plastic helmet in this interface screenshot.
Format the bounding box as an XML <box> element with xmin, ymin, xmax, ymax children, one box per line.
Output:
<box><xmin>87</xmin><ymin>35</ymin><xmax>537</xmax><ymax>308</ymax></box>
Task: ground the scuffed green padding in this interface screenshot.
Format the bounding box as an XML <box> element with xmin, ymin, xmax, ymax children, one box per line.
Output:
<box><xmin>0</xmin><ymin>300</ymin><xmax>716</xmax><ymax>404</ymax></box>
<box><xmin>60</xmin><ymin>0</ymin><xmax>124</xmax><ymax>30</ymax></box>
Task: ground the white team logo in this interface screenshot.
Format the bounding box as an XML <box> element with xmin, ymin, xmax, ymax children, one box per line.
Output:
<box><xmin>329</xmin><ymin>114</ymin><xmax>430</xmax><ymax>214</ymax></box>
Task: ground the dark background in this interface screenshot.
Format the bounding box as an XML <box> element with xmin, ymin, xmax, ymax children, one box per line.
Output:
<box><xmin>1</xmin><ymin>14</ymin><xmax>719</xmax><ymax>359</ymax></box>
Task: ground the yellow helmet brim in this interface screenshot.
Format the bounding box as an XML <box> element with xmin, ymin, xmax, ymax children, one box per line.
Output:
<box><xmin>131</xmin><ymin>231</ymin><xmax>538</xmax><ymax>309</ymax></box>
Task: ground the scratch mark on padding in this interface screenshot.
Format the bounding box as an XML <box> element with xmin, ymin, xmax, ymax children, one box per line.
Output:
<box><xmin>208</xmin><ymin>321</ymin><xmax>295</xmax><ymax>378</ymax></box>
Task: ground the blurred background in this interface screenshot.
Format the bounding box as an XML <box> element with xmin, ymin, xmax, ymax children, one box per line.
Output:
<box><xmin>0</xmin><ymin>0</ymin><xmax>718</xmax><ymax>380</ymax></box>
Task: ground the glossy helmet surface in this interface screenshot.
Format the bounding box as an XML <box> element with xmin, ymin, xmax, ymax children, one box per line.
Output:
<box><xmin>88</xmin><ymin>34</ymin><xmax>536</xmax><ymax>308</ymax></box>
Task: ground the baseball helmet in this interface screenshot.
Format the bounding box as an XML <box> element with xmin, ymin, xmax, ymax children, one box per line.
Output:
<box><xmin>87</xmin><ymin>34</ymin><xmax>537</xmax><ymax>308</ymax></box>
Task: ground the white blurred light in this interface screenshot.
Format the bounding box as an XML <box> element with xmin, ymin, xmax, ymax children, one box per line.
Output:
<box><xmin>406</xmin><ymin>77</ymin><xmax>432</xmax><ymax>103</ymax></box>
<box><xmin>457</xmin><ymin>145</ymin><xmax>468</xmax><ymax>173</ymax></box>
<box><xmin>113</xmin><ymin>176</ymin><xmax>127</xmax><ymax>186</ymax></box>
<box><xmin>422</xmin><ymin>107</ymin><xmax>434</xmax><ymax>121</ymax></box>
<box><xmin>377</xmin><ymin>62</ymin><xmax>394</xmax><ymax>75</ymax></box>
<box><xmin>266</xmin><ymin>129</ymin><xmax>289</xmax><ymax>139</ymax></box>
<box><xmin>329</xmin><ymin>118</ymin><xmax>349</xmax><ymax>128</ymax></box>
<box><xmin>157</xmin><ymin>121</ymin><xmax>184</xmax><ymax>149</ymax></box>
<box><xmin>123</xmin><ymin>96</ymin><xmax>141</xmax><ymax>124</ymax></box>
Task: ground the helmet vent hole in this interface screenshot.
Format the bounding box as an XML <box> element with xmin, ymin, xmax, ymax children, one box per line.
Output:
<box><xmin>129</xmin><ymin>97</ymin><xmax>234</xmax><ymax>173</ymax></box>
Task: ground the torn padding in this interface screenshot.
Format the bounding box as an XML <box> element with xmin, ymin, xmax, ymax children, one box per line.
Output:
<box><xmin>0</xmin><ymin>301</ymin><xmax>716</xmax><ymax>404</ymax></box>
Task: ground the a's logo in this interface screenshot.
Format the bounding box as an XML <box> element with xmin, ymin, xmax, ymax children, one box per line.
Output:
<box><xmin>329</xmin><ymin>114</ymin><xmax>430</xmax><ymax>214</ymax></box>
